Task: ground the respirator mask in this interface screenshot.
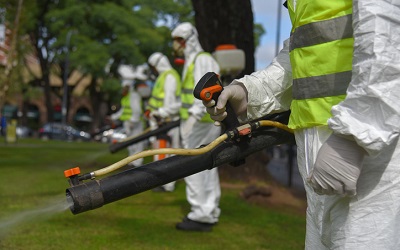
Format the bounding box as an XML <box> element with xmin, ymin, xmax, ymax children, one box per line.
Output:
<box><xmin>172</xmin><ymin>39</ymin><xmax>185</xmax><ymax>57</ymax></box>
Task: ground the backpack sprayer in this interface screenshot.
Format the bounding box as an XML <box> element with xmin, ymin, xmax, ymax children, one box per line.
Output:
<box><xmin>63</xmin><ymin>72</ymin><xmax>294</xmax><ymax>215</ymax></box>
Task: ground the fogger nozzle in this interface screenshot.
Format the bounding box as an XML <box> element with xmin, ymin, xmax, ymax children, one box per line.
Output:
<box><xmin>66</xmin><ymin>153</ymin><xmax>214</xmax><ymax>214</ymax></box>
<box><xmin>66</xmin><ymin>180</ymin><xmax>104</xmax><ymax>214</ymax></box>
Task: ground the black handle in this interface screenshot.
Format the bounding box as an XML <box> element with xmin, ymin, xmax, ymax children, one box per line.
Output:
<box><xmin>193</xmin><ymin>72</ymin><xmax>240</xmax><ymax>131</ymax></box>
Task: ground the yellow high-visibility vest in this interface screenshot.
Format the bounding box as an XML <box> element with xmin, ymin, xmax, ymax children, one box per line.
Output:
<box><xmin>287</xmin><ymin>0</ymin><xmax>353</xmax><ymax>129</ymax></box>
<box><xmin>180</xmin><ymin>52</ymin><xmax>214</xmax><ymax>123</ymax></box>
<box><xmin>146</xmin><ymin>69</ymin><xmax>181</xmax><ymax>111</ymax></box>
<box><xmin>120</xmin><ymin>93</ymin><xmax>132</xmax><ymax>121</ymax></box>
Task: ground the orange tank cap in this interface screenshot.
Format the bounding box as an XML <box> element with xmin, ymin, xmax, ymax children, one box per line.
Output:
<box><xmin>64</xmin><ymin>167</ymin><xmax>81</xmax><ymax>178</ymax></box>
<box><xmin>215</xmin><ymin>44</ymin><xmax>237</xmax><ymax>51</ymax></box>
<box><xmin>174</xmin><ymin>58</ymin><xmax>185</xmax><ymax>66</ymax></box>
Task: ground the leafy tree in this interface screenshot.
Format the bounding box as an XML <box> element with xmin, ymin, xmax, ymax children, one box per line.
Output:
<box><xmin>18</xmin><ymin>0</ymin><xmax>193</xmax><ymax>129</ymax></box>
<box><xmin>0</xmin><ymin>0</ymin><xmax>26</xmax><ymax>114</ymax></box>
<box><xmin>5</xmin><ymin>0</ymin><xmax>264</xmax><ymax>130</ymax></box>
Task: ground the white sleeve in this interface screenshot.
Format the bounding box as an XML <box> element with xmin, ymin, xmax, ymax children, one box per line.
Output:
<box><xmin>237</xmin><ymin>39</ymin><xmax>293</xmax><ymax>121</ymax></box>
<box><xmin>111</xmin><ymin>108</ymin><xmax>123</xmax><ymax>121</ymax></box>
<box><xmin>158</xmin><ymin>74</ymin><xmax>180</xmax><ymax>117</ymax></box>
<box><xmin>328</xmin><ymin>0</ymin><xmax>400</xmax><ymax>156</ymax></box>
<box><xmin>130</xmin><ymin>91</ymin><xmax>142</xmax><ymax>123</ymax></box>
<box><xmin>188</xmin><ymin>54</ymin><xmax>220</xmax><ymax>120</ymax></box>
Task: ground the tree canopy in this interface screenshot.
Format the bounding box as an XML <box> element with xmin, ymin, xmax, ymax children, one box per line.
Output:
<box><xmin>1</xmin><ymin>0</ymin><xmax>265</xmax><ymax>129</ymax></box>
<box><xmin>14</xmin><ymin>0</ymin><xmax>193</xmax><ymax>125</ymax></box>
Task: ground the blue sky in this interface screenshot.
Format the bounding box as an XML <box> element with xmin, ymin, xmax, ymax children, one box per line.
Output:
<box><xmin>251</xmin><ymin>0</ymin><xmax>292</xmax><ymax>70</ymax></box>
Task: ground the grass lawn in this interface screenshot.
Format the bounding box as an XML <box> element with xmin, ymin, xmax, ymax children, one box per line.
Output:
<box><xmin>0</xmin><ymin>138</ymin><xmax>305</xmax><ymax>250</ymax></box>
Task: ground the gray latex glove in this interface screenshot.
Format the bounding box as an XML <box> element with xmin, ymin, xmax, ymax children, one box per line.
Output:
<box><xmin>307</xmin><ymin>134</ymin><xmax>366</xmax><ymax>196</ymax></box>
<box><xmin>202</xmin><ymin>83</ymin><xmax>248</xmax><ymax>126</ymax></box>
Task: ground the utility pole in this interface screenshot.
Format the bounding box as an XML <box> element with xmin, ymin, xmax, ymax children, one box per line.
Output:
<box><xmin>0</xmin><ymin>0</ymin><xmax>23</xmax><ymax>113</ymax></box>
<box><xmin>275</xmin><ymin>0</ymin><xmax>283</xmax><ymax>56</ymax></box>
<box><xmin>61</xmin><ymin>30</ymin><xmax>74</xmax><ymax>126</ymax></box>
<box><xmin>275</xmin><ymin>0</ymin><xmax>294</xmax><ymax>187</ymax></box>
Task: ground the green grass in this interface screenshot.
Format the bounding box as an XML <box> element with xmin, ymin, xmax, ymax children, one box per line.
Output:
<box><xmin>0</xmin><ymin>138</ymin><xmax>305</xmax><ymax>250</ymax></box>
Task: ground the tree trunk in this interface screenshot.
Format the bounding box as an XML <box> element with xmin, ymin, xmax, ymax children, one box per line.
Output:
<box><xmin>30</xmin><ymin>29</ymin><xmax>54</xmax><ymax>123</ymax></box>
<box><xmin>191</xmin><ymin>0</ymin><xmax>255</xmax><ymax>77</ymax></box>
<box><xmin>43</xmin><ymin>74</ymin><xmax>54</xmax><ymax>122</ymax></box>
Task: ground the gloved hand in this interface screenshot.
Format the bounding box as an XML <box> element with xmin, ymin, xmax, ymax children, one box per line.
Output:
<box><xmin>148</xmin><ymin>117</ymin><xmax>159</xmax><ymax>130</ymax></box>
<box><xmin>149</xmin><ymin>110</ymin><xmax>162</xmax><ymax>123</ymax></box>
<box><xmin>307</xmin><ymin>134</ymin><xmax>366</xmax><ymax>196</ymax></box>
<box><xmin>202</xmin><ymin>83</ymin><xmax>248</xmax><ymax>125</ymax></box>
<box><xmin>181</xmin><ymin>115</ymin><xmax>197</xmax><ymax>139</ymax></box>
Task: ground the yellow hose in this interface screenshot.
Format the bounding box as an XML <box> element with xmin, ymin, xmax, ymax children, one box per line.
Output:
<box><xmin>93</xmin><ymin>133</ymin><xmax>228</xmax><ymax>177</ymax></box>
<box><xmin>92</xmin><ymin>120</ymin><xmax>293</xmax><ymax>177</ymax></box>
<box><xmin>259</xmin><ymin>120</ymin><xmax>294</xmax><ymax>133</ymax></box>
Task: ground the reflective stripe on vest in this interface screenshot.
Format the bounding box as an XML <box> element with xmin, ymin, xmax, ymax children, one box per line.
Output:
<box><xmin>120</xmin><ymin>93</ymin><xmax>132</xmax><ymax>121</ymax></box>
<box><xmin>287</xmin><ymin>0</ymin><xmax>353</xmax><ymax>129</ymax></box>
<box><xmin>179</xmin><ymin>52</ymin><xmax>214</xmax><ymax>123</ymax></box>
<box><xmin>146</xmin><ymin>69</ymin><xmax>181</xmax><ymax>111</ymax></box>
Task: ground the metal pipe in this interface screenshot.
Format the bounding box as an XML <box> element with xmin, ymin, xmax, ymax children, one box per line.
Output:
<box><xmin>109</xmin><ymin>120</ymin><xmax>180</xmax><ymax>153</ymax></box>
<box><xmin>66</xmin><ymin>125</ymin><xmax>294</xmax><ymax>214</ymax></box>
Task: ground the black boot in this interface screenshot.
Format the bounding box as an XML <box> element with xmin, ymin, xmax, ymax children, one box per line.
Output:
<box><xmin>176</xmin><ymin>217</ymin><xmax>215</xmax><ymax>232</ymax></box>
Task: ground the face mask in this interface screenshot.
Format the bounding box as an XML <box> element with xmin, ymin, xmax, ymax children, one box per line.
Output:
<box><xmin>149</xmin><ymin>65</ymin><xmax>159</xmax><ymax>79</ymax></box>
<box><xmin>136</xmin><ymin>85</ymin><xmax>152</xmax><ymax>98</ymax></box>
<box><xmin>137</xmin><ymin>86</ymin><xmax>151</xmax><ymax>98</ymax></box>
<box><xmin>172</xmin><ymin>40</ymin><xmax>185</xmax><ymax>57</ymax></box>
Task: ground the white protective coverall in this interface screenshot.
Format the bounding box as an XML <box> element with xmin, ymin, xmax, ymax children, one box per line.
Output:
<box><xmin>111</xmin><ymin>80</ymin><xmax>144</xmax><ymax>166</ymax></box>
<box><xmin>147</xmin><ymin>52</ymin><xmax>181</xmax><ymax>192</ymax></box>
<box><xmin>172</xmin><ymin>23</ymin><xmax>222</xmax><ymax>224</ymax></box>
<box><xmin>225</xmin><ymin>0</ymin><xmax>400</xmax><ymax>248</ymax></box>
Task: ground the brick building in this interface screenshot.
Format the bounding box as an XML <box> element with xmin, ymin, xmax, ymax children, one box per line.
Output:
<box><xmin>0</xmin><ymin>22</ymin><xmax>97</xmax><ymax>132</ymax></box>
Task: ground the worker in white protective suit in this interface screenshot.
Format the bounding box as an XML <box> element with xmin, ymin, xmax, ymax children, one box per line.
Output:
<box><xmin>146</xmin><ymin>52</ymin><xmax>182</xmax><ymax>192</ymax></box>
<box><xmin>203</xmin><ymin>0</ymin><xmax>400</xmax><ymax>248</ymax></box>
<box><xmin>111</xmin><ymin>79</ymin><xmax>145</xmax><ymax>167</ymax></box>
<box><xmin>171</xmin><ymin>22</ymin><xmax>222</xmax><ymax>232</ymax></box>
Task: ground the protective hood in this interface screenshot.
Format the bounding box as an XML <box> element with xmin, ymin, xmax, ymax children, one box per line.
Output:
<box><xmin>171</xmin><ymin>22</ymin><xmax>203</xmax><ymax>63</ymax></box>
<box><xmin>118</xmin><ymin>64</ymin><xmax>136</xmax><ymax>80</ymax></box>
<box><xmin>121</xmin><ymin>79</ymin><xmax>132</xmax><ymax>88</ymax></box>
<box><xmin>148</xmin><ymin>52</ymin><xmax>172</xmax><ymax>73</ymax></box>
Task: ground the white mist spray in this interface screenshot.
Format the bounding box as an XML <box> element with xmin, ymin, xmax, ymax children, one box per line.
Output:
<box><xmin>0</xmin><ymin>195</ymin><xmax>72</xmax><ymax>239</ymax></box>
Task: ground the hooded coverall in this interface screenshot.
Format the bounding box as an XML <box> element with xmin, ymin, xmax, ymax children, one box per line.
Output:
<box><xmin>229</xmin><ymin>0</ymin><xmax>400</xmax><ymax>248</ymax></box>
<box><xmin>111</xmin><ymin>83</ymin><xmax>144</xmax><ymax>166</ymax></box>
<box><xmin>172</xmin><ymin>23</ymin><xmax>221</xmax><ymax>224</ymax></box>
<box><xmin>146</xmin><ymin>52</ymin><xmax>182</xmax><ymax>192</ymax></box>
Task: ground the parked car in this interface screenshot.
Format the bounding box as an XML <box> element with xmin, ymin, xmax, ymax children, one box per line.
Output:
<box><xmin>94</xmin><ymin>127</ymin><xmax>127</xmax><ymax>143</ymax></box>
<box><xmin>16</xmin><ymin>125</ymin><xmax>33</xmax><ymax>138</ymax></box>
<box><xmin>38</xmin><ymin>123</ymin><xmax>91</xmax><ymax>142</ymax></box>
